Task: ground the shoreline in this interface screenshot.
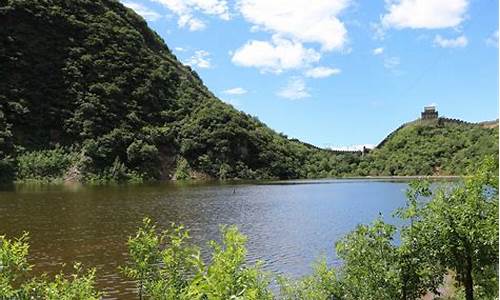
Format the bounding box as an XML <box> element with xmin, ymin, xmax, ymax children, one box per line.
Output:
<box><xmin>343</xmin><ymin>175</ymin><xmax>462</xmax><ymax>179</ymax></box>
<box><xmin>0</xmin><ymin>174</ymin><xmax>466</xmax><ymax>191</ymax></box>
<box><xmin>6</xmin><ymin>175</ymin><xmax>464</xmax><ymax>186</ymax></box>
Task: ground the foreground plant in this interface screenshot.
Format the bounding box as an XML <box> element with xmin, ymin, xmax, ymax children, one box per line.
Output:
<box><xmin>122</xmin><ymin>219</ymin><xmax>272</xmax><ymax>300</ymax></box>
<box><xmin>0</xmin><ymin>234</ymin><xmax>101</xmax><ymax>299</ymax></box>
<box><xmin>404</xmin><ymin>158</ymin><xmax>499</xmax><ymax>300</ymax></box>
<box><xmin>0</xmin><ymin>233</ymin><xmax>30</xmax><ymax>298</ymax></box>
<box><xmin>395</xmin><ymin>180</ymin><xmax>446</xmax><ymax>300</ymax></box>
<box><xmin>278</xmin><ymin>258</ymin><xmax>342</xmax><ymax>300</ymax></box>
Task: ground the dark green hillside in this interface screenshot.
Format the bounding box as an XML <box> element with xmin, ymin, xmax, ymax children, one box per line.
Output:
<box><xmin>0</xmin><ymin>0</ymin><xmax>359</xmax><ymax>183</ymax></box>
<box><xmin>357</xmin><ymin>119</ymin><xmax>499</xmax><ymax>176</ymax></box>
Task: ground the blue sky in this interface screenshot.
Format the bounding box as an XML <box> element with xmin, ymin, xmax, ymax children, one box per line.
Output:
<box><xmin>121</xmin><ymin>0</ymin><xmax>499</xmax><ymax>149</ymax></box>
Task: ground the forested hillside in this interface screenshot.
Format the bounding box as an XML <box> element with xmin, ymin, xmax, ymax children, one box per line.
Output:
<box><xmin>0</xmin><ymin>0</ymin><xmax>359</xmax><ymax>183</ymax></box>
<box><xmin>357</xmin><ymin>119</ymin><xmax>498</xmax><ymax>176</ymax></box>
<box><xmin>0</xmin><ymin>0</ymin><xmax>497</xmax><ymax>183</ymax></box>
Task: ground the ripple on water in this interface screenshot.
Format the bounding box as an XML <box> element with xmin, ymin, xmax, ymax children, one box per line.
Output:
<box><xmin>0</xmin><ymin>180</ymin><xmax>410</xmax><ymax>299</ymax></box>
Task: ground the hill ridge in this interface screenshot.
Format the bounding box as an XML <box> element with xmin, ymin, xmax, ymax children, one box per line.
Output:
<box><xmin>375</xmin><ymin>117</ymin><xmax>498</xmax><ymax>149</ymax></box>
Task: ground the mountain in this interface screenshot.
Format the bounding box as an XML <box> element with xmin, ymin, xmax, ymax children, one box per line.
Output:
<box><xmin>0</xmin><ymin>1</ymin><xmax>496</xmax><ymax>183</ymax></box>
<box><xmin>357</xmin><ymin>118</ymin><xmax>499</xmax><ymax>176</ymax></box>
<box><xmin>0</xmin><ymin>0</ymin><xmax>359</xmax><ymax>183</ymax></box>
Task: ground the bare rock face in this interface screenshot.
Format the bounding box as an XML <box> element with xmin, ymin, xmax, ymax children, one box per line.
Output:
<box><xmin>64</xmin><ymin>165</ymin><xmax>82</xmax><ymax>183</ymax></box>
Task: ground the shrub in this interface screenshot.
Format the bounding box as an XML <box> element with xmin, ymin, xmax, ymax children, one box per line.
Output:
<box><xmin>122</xmin><ymin>219</ymin><xmax>273</xmax><ymax>300</ymax></box>
<box><xmin>174</xmin><ymin>157</ymin><xmax>191</xmax><ymax>180</ymax></box>
<box><xmin>126</xmin><ymin>140</ymin><xmax>160</xmax><ymax>179</ymax></box>
<box><xmin>335</xmin><ymin>218</ymin><xmax>402</xmax><ymax>300</ymax></box>
<box><xmin>0</xmin><ymin>234</ymin><xmax>101</xmax><ymax>299</ymax></box>
<box><xmin>83</xmin><ymin>156</ymin><xmax>142</xmax><ymax>184</ymax></box>
<box><xmin>278</xmin><ymin>258</ymin><xmax>343</xmax><ymax>300</ymax></box>
<box><xmin>16</xmin><ymin>147</ymin><xmax>77</xmax><ymax>182</ymax></box>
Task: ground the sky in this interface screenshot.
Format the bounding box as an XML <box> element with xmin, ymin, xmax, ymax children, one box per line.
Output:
<box><xmin>121</xmin><ymin>0</ymin><xmax>499</xmax><ymax>150</ymax></box>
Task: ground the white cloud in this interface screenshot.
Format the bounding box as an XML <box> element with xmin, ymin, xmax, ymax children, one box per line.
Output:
<box><xmin>372</xmin><ymin>47</ymin><xmax>384</xmax><ymax>55</ymax></box>
<box><xmin>328</xmin><ymin>144</ymin><xmax>375</xmax><ymax>151</ymax></box>
<box><xmin>174</xmin><ymin>47</ymin><xmax>186</xmax><ymax>52</ymax></box>
<box><xmin>122</xmin><ymin>1</ymin><xmax>162</xmax><ymax>21</ymax></box>
<box><xmin>305</xmin><ymin>67</ymin><xmax>341</xmax><ymax>78</ymax></box>
<box><xmin>384</xmin><ymin>56</ymin><xmax>400</xmax><ymax>69</ymax></box>
<box><xmin>486</xmin><ymin>30</ymin><xmax>499</xmax><ymax>48</ymax></box>
<box><xmin>277</xmin><ymin>77</ymin><xmax>310</xmax><ymax>100</ymax></box>
<box><xmin>192</xmin><ymin>0</ymin><xmax>231</xmax><ymax>19</ymax></box>
<box><xmin>433</xmin><ymin>34</ymin><xmax>468</xmax><ymax>48</ymax></box>
<box><xmin>237</xmin><ymin>0</ymin><xmax>350</xmax><ymax>51</ymax></box>
<box><xmin>178</xmin><ymin>15</ymin><xmax>206</xmax><ymax>31</ymax></box>
<box><xmin>381</xmin><ymin>0</ymin><xmax>468</xmax><ymax>29</ymax></box>
<box><xmin>185</xmin><ymin>50</ymin><xmax>212</xmax><ymax>68</ymax></box>
<box><xmin>231</xmin><ymin>36</ymin><xmax>321</xmax><ymax>73</ymax></box>
<box><xmin>152</xmin><ymin>0</ymin><xmax>230</xmax><ymax>31</ymax></box>
<box><xmin>223</xmin><ymin>87</ymin><xmax>248</xmax><ymax>95</ymax></box>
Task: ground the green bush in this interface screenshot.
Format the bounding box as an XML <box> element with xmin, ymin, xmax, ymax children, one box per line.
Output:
<box><xmin>0</xmin><ymin>234</ymin><xmax>101</xmax><ymax>299</ymax></box>
<box><xmin>335</xmin><ymin>219</ymin><xmax>402</xmax><ymax>299</ymax></box>
<box><xmin>174</xmin><ymin>157</ymin><xmax>191</xmax><ymax>180</ymax></box>
<box><xmin>83</xmin><ymin>156</ymin><xmax>143</xmax><ymax>184</ymax></box>
<box><xmin>127</xmin><ymin>140</ymin><xmax>160</xmax><ymax>179</ymax></box>
<box><xmin>122</xmin><ymin>219</ymin><xmax>273</xmax><ymax>300</ymax></box>
<box><xmin>16</xmin><ymin>148</ymin><xmax>77</xmax><ymax>182</ymax></box>
<box><xmin>278</xmin><ymin>258</ymin><xmax>343</xmax><ymax>300</ymax></box>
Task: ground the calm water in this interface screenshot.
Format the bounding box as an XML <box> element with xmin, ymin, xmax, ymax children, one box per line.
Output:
<box><xmin>0</xmin><ymin>179</ymin><xmax>411</xmax><ymax>299</ymax></box>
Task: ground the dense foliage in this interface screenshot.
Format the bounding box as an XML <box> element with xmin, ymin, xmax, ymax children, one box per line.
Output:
<box><xmin>357</xmin><ymin>120</ymin><xmax>499</xmax><ymax>176</ymax></box>
<box><xmin>402</xmin><ymin>158</ymin><xmax>499</xmax><ymax>300</ymax></box>
<box><xmin>0</xmin><ymin>233</ymin><xmax>101</xmax><ymax>299</ymax></box>
<box><xmin>15</xmin><ymin>147</ymin><xmax>78</xmax><ymax>182</ymax></box>
<box><xmin>121</xmin><ymin>219</ymin><xmax>272</xmax><ymax>300</ymax></box>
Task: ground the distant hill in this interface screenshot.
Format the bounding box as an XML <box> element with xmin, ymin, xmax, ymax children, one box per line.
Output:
<box><xmin>357</xmin><ymin>118</ymin><xmax>499</xmax><ymax>176</ymax></box>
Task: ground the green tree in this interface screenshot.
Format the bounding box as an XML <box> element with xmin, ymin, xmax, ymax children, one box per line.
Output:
<box><xmin>407</xmin><ymin>158</ymin><xmax>499</xmax><ymax>300</ymax></box>
<box><xmin>335</xmin><ymin>218</ymin><xmax>401</xmax><ymax>300</ymax></box>
<box><xmin>395</xmin><ymin>181</ymin><xmax>446</xmax><ymax>299</ymax></box>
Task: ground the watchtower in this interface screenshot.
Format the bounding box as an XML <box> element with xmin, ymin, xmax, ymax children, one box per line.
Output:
<box><xmin>421</xmin><ymin>106</ymin><xmax>438</xmax><ymax>120</ymax></box>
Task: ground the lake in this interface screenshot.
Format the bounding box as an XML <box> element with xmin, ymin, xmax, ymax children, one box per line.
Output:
<box><xmin>0</xmin><ymin>179</ymin><xmax>412</xmax><ymax>299</ymax></box>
